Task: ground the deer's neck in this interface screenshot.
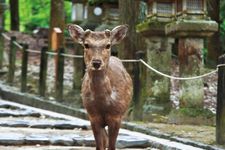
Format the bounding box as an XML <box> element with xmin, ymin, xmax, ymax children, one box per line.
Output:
<box><xmin>88</xmin><ymin>70</ymin><xmax>112</xmax><ymax>98</ymax></box>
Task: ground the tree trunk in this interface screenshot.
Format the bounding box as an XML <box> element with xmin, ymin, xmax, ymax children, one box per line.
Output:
<box><xmin>49</xmin><ymin>0</ymin><xmax>65</xmax><ymax>49</ymax></box>
<box><xmin>207</xmin><ymin>0</ymin><xmax>221</xmax><ymax>66</ymax></box>
<box><xmin>9</xmin><ymin>0</ymin><xmax>19</xmax><ymax>31</ymax></box>
<box><xmin>119</xmin><ymin>0</ymin><xmax>147</xmax><ymax>120</ymax></box>
<box><xmin>118</xmin><ymin>0</ymin><xmax>142</xmax><ymax>60</ymax></box>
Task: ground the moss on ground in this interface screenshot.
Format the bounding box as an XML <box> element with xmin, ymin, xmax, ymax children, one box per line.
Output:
<box><xmin>138</xmin><ymin>122</ymin><xmax>217</xmax><ymax>145</ymax></box>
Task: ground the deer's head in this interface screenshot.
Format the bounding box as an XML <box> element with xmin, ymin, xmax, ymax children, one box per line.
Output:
<box><xmin>67</xmin><ymin>24</ymin><xmax>128</xmax><ymax>71</ymax></box>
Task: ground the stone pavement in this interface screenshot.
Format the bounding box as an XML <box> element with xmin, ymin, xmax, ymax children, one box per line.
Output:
<box><xmin>0</xmin><ymin>99</ymin><xmax>205</xmax><ymax>150</ymax></box>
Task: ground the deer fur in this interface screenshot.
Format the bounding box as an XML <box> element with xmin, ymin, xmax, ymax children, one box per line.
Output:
<box><xmin>67</xmin><ymin>24</ymin><xmax>133</xmax><ymax>150</ymax></box>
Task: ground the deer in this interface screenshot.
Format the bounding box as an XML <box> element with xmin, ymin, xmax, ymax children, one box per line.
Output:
<box><xmin>67</xmin><ymin>24</ymin><xmax>133</xmax><ymax>150</ymax></box>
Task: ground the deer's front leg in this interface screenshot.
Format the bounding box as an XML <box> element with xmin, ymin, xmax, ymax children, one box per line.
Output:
<box><xmin>107</xmin><ymin>116</ymin><xmax>121</xmax><ymax>150</ymax></box>
<box><xmin>90</xmin><ymin>117</ymin><xmax>105</xmax><ymax>150</ymax></box>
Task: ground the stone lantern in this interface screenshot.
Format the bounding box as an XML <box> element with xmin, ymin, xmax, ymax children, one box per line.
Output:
<box><xmin>175</xmin><ymin>0</ymin><xmax>207</xmax><ymax>19</ymax></box>
<box><xmin>147</xmin><ymin>0</ymin><xmax>176</xmax><ymax>22</ymax></box>
<box><xmin>165</xmin><ymin>0</ymin><xmax>218</xmax><ymax>120</ymax></box>
<box><xmin>71</xmin><ymin>0</ymin><xmax>88</xmax><ymax>23</ymax></box>
<box><xmin>136</xmin><ymin>0</ymin><xmax>175</xmax><ymax>121</ymax></box>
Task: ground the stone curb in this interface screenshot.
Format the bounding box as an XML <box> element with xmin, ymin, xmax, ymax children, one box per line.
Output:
<box><xmin>0</xmin><ymin>83</ymin><xmax>222</xmax><ymax>150</ymax></box>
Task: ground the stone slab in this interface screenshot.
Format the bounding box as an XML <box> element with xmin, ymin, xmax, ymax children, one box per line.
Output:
<box><xmin>0</xmin><ymin>127</ymin><xmax>151</xmax><ymax>148</ymax></box>
<box><xmin>0</xmin><ymin>108</ymin><xmax>41</xmax><ymax>117</ymax></box>
<box><xmin>0</xmin><ymin>146</ymin><xmax>152</xmax><ymax>150</ymax></box>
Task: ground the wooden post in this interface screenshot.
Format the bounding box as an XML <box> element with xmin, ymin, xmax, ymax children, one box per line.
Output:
<box><xmin>133</xmin><ymin>51</ymin><xmax>146</xmax><ymax>120</ymax></box>
<box><xmin>7</xmin><ymin>36</ymin><xmax>16</xmax><ymax>85</ymax></box>
<box><xmin>216</xmin><ymin>54</ymin><xmax>225</xmax><ymax>144</ymax></box>
<box><xmin>51</xmin><ymin>27</ymin><xmax>63</xmax><ymax>87</ymax></box>
<box><xmin>73</xmin><ymin>44</ymin><xmax>84</xmax><ymax>90</ymax></box>
<box><xmin>39</xmin><ymin>46</ymin><xmax>48</xmax><ymax>97</ymax></box>
<box><xmin>144</xmin><ymin>37</ymin><xmax>173</xmax><ymax>118</ymax></box>
<box><xmin>0</xmin><ymin>32</ymin><xmax>4</xmax><ymax>69</ymax></box>
<box><xmin>55</xmin><ymin>47</ymin><xmax>64</xmax><ymax>100</ymax></box>
<box><xmin>21</xmin><ymin>44</ymin><xmax>28</xmax><ymax>92</ymax></box>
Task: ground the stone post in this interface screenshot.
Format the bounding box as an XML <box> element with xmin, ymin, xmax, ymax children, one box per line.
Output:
<box><xmin>165</xmin><ymin>15</ymin><xmax>218</xmax><ymax>123</ymax></box>
<box><xmin>143</xmin><ymin>37</ymin><xmax>174</xmax><ymax>120</ymax></box>
<box><xmin>178</xmin><ymin>38</ymin><xmax>204</xmax><ymax>108</ymax></box>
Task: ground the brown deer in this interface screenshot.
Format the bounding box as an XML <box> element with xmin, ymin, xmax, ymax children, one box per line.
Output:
<box><xmin>67</xmin><ymin>24</ymin><xmax>133</xmax><ymax>150</ymax></box>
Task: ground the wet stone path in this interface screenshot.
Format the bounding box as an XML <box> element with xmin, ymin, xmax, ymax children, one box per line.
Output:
<box><xmin>0</xmin><ymin>99</ymin><xmax>205</xmax><ymax>150</ymax></box>
<box><xmin>0</xmin><ymin>99</ymin><xmax>152</xmax><ymax>149</ymax></box>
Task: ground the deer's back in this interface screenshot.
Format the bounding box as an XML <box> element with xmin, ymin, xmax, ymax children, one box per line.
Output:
<box><xmin>108</xmin><ymin>56</ymin><xmax>132</xmax><ymax>89</ymax></box>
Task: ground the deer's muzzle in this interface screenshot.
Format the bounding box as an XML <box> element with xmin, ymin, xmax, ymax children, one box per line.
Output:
<box><xmin>92</xmin><ymin>59</ymin><xmax>102</xmax><ymax>70</ymax></box>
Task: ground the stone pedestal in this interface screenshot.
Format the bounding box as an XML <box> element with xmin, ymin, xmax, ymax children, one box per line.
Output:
<box><xmin>136</xmin><ymin>19</ymin><xmax>174</xmax><ymax>121</ymax></box>
<box><xmin>143</xmin><ymin>37</ymin><xmax>174</xmax><ymax>121</ymax></box>
<box><xmin>178</xmin><ymin>38</ymin><xmax>204</xmax><ymax>108</ymax></box>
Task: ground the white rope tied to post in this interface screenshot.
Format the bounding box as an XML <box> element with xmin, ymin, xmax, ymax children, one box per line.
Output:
<box><xmin>121</xmin><ymin>59</ymin><xmax>140</xmax><ymax>63</ymax></box>
<box><xmin>1</xmin><ymin>33</ymin><xmax>10</xmax><ymax>41</ymax></box>
<box><xmin>139</xmin><ymin>59</ymin><xmax>218</xmax><ymax>80</ymax></box>
<box><xmin>26</xmin><ymin>49</ymin><xmax>41</xmax><ymax>54</ymax></box>
<box><xmin>61</xmin><ymin>53</ymin><xmax>84</xmax><ymax>59</ymax></box>
<box><xmin>46</xmin><ymin>51</ymin><xmax>57</xmax><ymax>56</ymax></box>
<box><xmin>13</xmin><ymin>41</ymin><xmax>23</xmax><ymax>50</ymax></box>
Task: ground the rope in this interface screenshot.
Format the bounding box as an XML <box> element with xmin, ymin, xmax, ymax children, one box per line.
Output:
<box><xmin>61</xmin><ymin>53</ymin><xmax>84</xmax><ymax>58</ymax></box>
<box><xmin>121</xmin><ymin>59</ymin><xmax>140</xmax><ymax>63</ymax></box>
<box><xmin>1</xmin><ymin>33</ymin><xmax>10</xmax><ymax>41</ymax></box>
<box><xmin>217</xmin><ymin>64</ymin><xmax>225</xmax><ymax>68</ymax></box>
<box><xmin>13</xmin><ymin>41</ymin><xmax>23</xmax><ymax>50</ymax></box>
<box><xmin>26</xmin><ymin>49</ymin><xmax>41</xmax><ymax>54</ymax></box>
<box><xmin>139</xmin><ymin>59</ymin><xmax>218</xmax><ymax>80</ymax></box>
<box><xmin>46</xmin><ymin>51</ymin><xmax>57</xmax><ymax>56</ymax></box>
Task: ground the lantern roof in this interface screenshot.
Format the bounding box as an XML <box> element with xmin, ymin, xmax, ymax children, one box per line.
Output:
<box><xmin>165</xmin><ymin>20</ymin><xmax>218</xmax><ymax>37</ymax></box>
<box><xmin>136</xmin><ymin>20</ymin><xmax>168</xmax><ymax>36</ymax></box>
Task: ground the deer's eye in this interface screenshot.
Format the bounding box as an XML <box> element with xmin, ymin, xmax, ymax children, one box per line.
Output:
<box><xmin>84</xmin><ymin>44</ymin><xmax>89</xmax><ymax>49</ymax></box>
<box><xmin>105</xmin><ymin>44</ymin><xmax>111</xmax><ymax>49</ymax></box>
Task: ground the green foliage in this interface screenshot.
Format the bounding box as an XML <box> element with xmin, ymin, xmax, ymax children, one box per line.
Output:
<box><xmin>4</xmin><ymin>0</ymin><xmax>71</xmax><ymax>32</ymax></box>
<box><xmin>178</xmin><ymin>108</ymin><xmax>214</xmax><ymax>118</ymax></box>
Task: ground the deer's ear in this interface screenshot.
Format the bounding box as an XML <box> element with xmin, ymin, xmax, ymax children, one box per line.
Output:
<box><xmin>111</xmin><ymin>25</ymin><xmax>128</xmax><ymax>45</ymax></box>
<box><xmin>67</xmin><ymin>24</ymin><xmax>84</xmax><ymax>44</ymax></box>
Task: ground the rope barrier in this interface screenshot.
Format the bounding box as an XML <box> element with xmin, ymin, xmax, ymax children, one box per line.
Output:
<box><xmin>1</xmin><ymin>31</ymin><xmax>224</xmax><ymax>81</ymax></box>
<box><xmin>139</xmin><ymin>59</ymin><xmax>218</xmax><ymax>80</ymax></box>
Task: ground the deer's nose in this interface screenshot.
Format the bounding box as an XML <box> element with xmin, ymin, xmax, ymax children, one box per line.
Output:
<box><xmin>92</xmin><ymin>59</ymin><xmax>102</xmax><ymax>69</ymax></box>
